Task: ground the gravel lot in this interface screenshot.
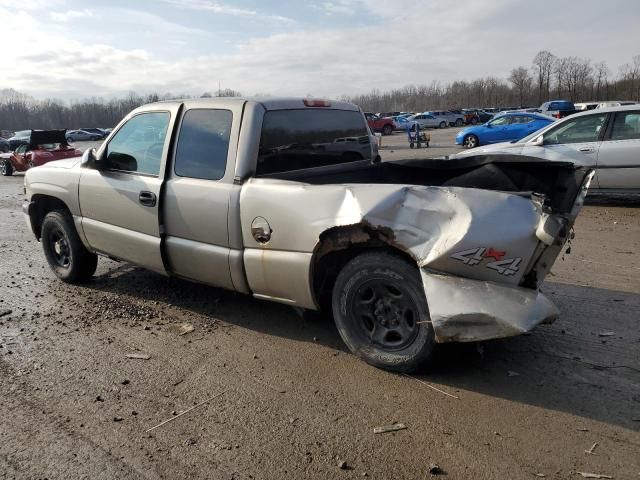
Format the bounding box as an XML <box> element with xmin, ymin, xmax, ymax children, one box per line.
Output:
<box><xmin>0</xmin><ymin>137</ymin><xmax>639</xmax><ymax>479</ymax></box>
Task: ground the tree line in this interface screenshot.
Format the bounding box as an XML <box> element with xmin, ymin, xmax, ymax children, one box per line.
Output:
<box><xmin>346</xmin><ymin>51</ymin><xmax>640</xmax><ymax>112</ymax></box>
<box><xmin>1</xmin><ymin>50</ymin><xmax>639</xmax><ymax>131</ymax></box>
<box><xmin>0</xmin><ymin>89</ymin><xmax>242</xmax><ymax>133</ymax></box>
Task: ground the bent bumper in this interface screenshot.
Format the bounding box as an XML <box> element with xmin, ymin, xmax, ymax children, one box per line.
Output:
<box><xmin>421</xmin><ymin>271</ymin><xmax>558</xmax><ymax>343</ymax></box>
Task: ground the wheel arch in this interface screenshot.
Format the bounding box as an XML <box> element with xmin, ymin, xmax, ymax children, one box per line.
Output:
<box><xmin>310</xmin><ymin>223</ymin><xmax>417</xmax><ymax>313</ymax></box>
<box><xmin>28</xmin><ymin>194</ymin><xmax>73</xmax><ymax>240</ymax></box>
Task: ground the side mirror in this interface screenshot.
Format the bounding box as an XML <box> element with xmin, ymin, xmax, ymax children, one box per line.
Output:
<box><xmin>532</xmin><ymin>135</ymin><xmax>544</xmax><ymax>146</ymax></box>
<box><xmin>82</xmin><ymin>148</ymin><xmax>97</xmax><ymax>167</ymax></box>
<box><xmin>82</xmin><ymin>147</ymin><xmax>108</xmax><ymax>169</ymax></box>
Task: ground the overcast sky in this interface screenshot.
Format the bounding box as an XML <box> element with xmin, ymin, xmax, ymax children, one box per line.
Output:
<box><xmin>2</xmin><ymin>0</ymin><xmax>639</xmax><ymax>100</ymax></box>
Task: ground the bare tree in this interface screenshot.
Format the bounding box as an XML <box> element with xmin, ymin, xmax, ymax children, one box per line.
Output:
<box><xmin>532</xmin><ymin>50</ymin><xmax>555</xmax><ymax>103</ymax></box>
<box><xmin>594</xmin><ymin>61</ymin><xmax>609</xmax><ymax>100</ymax></box>
<box><xmin>509</xmin><ymin>67</ymin><xmax>533</xmax><ymax>106</ymax></box>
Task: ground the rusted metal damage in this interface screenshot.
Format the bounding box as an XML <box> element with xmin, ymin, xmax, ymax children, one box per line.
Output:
<box><xmin>310</xmin><ymin>185</ymin><xmax>581</xmax><ymax>343</ymax></box>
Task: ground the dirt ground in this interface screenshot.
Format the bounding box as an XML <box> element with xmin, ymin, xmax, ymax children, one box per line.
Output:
<box><xmin>0</xmin><ymin>141</ymin><xmax>639</xmax><ymax>479</ymax></box>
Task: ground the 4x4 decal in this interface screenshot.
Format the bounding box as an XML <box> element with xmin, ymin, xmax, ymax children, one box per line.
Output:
<box><xmin>451</xmin><ymin>247</ymin><xmax>522</xmax><ymax>276</ymax></box>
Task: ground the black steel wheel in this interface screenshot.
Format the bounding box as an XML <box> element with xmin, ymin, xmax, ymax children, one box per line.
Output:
<box><xmin>41</xmin><ymin>210</ymin><xmax>97</xmax><ymax>283</ymax></box>
<box><xmin>1</xmin><ymin>159</ymin><xmax>13</xmax><ymax>176</ymax></box>
<box><xmin>332</xmin><ymin>251</ymin><xmax>435</xmax><ymax>372</ymax></box>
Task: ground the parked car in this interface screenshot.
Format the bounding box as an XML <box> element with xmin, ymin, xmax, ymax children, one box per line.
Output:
<box><xmin>575</xmin><ymin>101</ymin><xmax>599</xmax><ymax>111</ymax></box>
<box><xmin>538</xmin><ymin>100</ymin><xmax>578</xmax><ymax>119</ymax></box>
<box><xmin>424</xmin><ymin>111</ymin><xmax>465</xmax><ymax>127</ymax></box>
<box><xmin>461</xmin><ymin>109</ymin><xmax>494</xmax><ymax>125</ymax></box>
<box><xmin>1</xmin><ymin>130</ymin><xmax>81</xmax><ymax>176</ymax></box>
<box><xmin>595</xmin><ymin>101</ymin><xmax>638</xmax><ymax>109</ymax></box>
<box><xmin>405</xmin><ymin>113</ymin><xmax>442</xmax><ymax>129</ymax></box>
<box><xmin>79</xmin><ymin>128</ymin><xmax>108</xmax><ymax>139</ymax></box>
<box><xmin>22</xmin><ymin>97</ymin><xmax>592</xmax><ymax>372</ymax></box>
<box><xmin>364</xmin><ymin>112</ymin><xmax>395</xmax><ymax>135</ymax></box>
<box><xmin>66</xmin><ymin>129</ymin><xmax>102</xmax><ymax>142</ymax></box>
<box><xmin>0</xmin><ymin>137</ymin><xmax>9</xmax><ymax>153</ymax></box>
<box><xmin>392</xmin><ymin>115</ymin><xmax>413</xmax><ymax>131</ymax></box>
<box><xmin>8</xmin><ymin>130</ymin><xmax>31</xmax><ymax>150</ymax></box>
<box><xmin>451</xmin><ymin>105</ymin><xmax>639</xmax><ymax>193</ymax></box>
<box><xmin>455</xmin><ymin>112</ymin><xmax>554</xmax><ymax>149</ymax></box>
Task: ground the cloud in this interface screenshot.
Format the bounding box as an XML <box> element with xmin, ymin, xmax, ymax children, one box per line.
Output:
<box><xmin>50</xmin><ymin>8</ymin><xmax>93</xmax><ymax>22</ymax></box>
<box><xmin>321</xmin><ymin>1</ymin><xmax>361</xmax><ymax>16</ymax></box>
<box><xmin>1</xmin><ymin>0</ymin><xmax>640</xmax><ymax>101</ymax></box>
<box><xmin>159</xmin><ymin>0</ymin><xmax>294</xmax><ymax>22</ymax></box>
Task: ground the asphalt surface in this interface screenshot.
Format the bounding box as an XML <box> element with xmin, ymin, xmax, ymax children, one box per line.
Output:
<box><xmin>0</xmin><ymin>137</ymin><xmax>639</xmax><ymax>479</ymax></box>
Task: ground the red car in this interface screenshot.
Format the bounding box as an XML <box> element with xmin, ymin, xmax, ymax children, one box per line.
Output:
<box><xmin>364</xmin><ymin>112</ymin><xmax>395</xmax><ymax>135</ymax></box>
<box><xmin>0</xmin><ymin>130</ymin><xmax>82</xmax><ymax>176</ymax></box>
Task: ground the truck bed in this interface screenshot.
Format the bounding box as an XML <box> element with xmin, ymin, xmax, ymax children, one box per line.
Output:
<box><xmin>256</xmin><ymin>155</ymin><xmax>589</xmax><ymax>215</ymax></box>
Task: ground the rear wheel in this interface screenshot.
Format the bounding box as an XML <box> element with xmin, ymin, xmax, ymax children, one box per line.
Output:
<box><xmin>41</xmin><ymin>210</ymin><xmax>97</xmax><ymax>283</ymax></box>
<box><xmin>382</xmin><ymin>124</ymin><xmax>393</xmax><ymax>136</ymax></box>
<box><xmin>439</xmin><ymin>121</ymin><xmax>447</xmax><ymax>129</ymax></box>
<box><xmin>332</xmin><ymin>252</ymin><xmax>435</xmax><ymax>372</ymax></box>
<box><xmin>1</xmin><ymin>159</ymin><xmax>13</xmax><ymax>176</ymax></box>
<box><xmin>455</xmin><ymin>118</ymin><xmax>464</xmax><ymax>127</ymax></box>
<box><xmin>463</xmin><ymin>134</ymin><xmax>479</xmax><ymax>149</ymax></box>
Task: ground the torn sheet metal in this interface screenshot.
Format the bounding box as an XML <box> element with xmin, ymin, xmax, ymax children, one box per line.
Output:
<box><xmin>421</xmin><ymin>271</ymin><xmax>559</xmax><ymax>343</ymax></box>
<box><xmin>239</xmin><ymin>179</ymin><xmax>577</xmax><ymax>338</ymax></box>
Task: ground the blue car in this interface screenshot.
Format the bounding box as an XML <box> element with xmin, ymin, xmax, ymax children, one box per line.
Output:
<box><xmin>455</xmin><ymin>112</ymin><xmax>554</xmax><ymax>149</ymax></box>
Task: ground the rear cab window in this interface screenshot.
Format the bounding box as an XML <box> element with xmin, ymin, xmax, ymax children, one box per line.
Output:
<box><xmin>257</xmin><ymin>109</ymin><xmax>371</xmax><ymax>176</ymax></box>
<box><xmin>174</xmin><ymin>109</ymin><xmax>232</xmax><ymax>180</ymax></box>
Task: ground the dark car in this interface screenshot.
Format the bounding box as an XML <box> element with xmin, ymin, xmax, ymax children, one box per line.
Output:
<box><xmin>0</xmin><ymin>137</ymin><xmax>9</xmax><ymax>153</ymax></box>
<box><xmin>8</xmin><ymin>130</ymin><xmax>31</xmax><ymax>150</ymax></box>
<box><xmin>79</xmin><ymin>128</ymin><xmax>107</xmax><ymax>139</ymax></box>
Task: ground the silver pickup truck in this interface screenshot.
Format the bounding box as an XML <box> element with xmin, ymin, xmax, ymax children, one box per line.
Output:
<box><xmin>23</xmin><ymin>97</ymin><xmax>593</xmax><ymax>372</ymax></box>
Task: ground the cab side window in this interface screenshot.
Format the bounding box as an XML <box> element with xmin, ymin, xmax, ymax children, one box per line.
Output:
<box><xmin>610</xmin><ymin>111</ymin><xmax>640</xmax><ymax>141</ymax></box>
<box><xmin>174</xmin><ymin>109</ymin><xmax>232</xmax><ymax>180</ymax></box>
<box><xmin>106</xmin><ymin>112</ymin><xmax>170</xmax><ymax>176</ymax></box>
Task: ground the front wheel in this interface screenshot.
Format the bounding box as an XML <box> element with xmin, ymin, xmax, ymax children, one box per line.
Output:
<box><xmin>382</xmin><ymin>124</ymin><xmax>393</xmax><ymax>136</ymax></box>
<box><xmin>41</xmin><ymin>210</ymin><xmax>98</xmax><ymax>283</ymax></box>
<box><xmin>463</xmin><ymin>134</ymin><xmax>479</xmax><ymax>149</ymax></box>
<box><xmin>455</xmin><ymin>118</ymin><xmax>464</xmax><ymax>127</ymax></box>
<box><xmin>1</xmin><ymin>159</ymin><xmax>13</xmax><ymax>176</ymax></box>
<box><xmin>332</xmin><ymin>252</ymin><xmax>435</xmax><ymax>372</ymax></box>
<box><xmin>439</xmin><ymin>121</ymin><xmax>447</xmax><ymax>129</ymax></box>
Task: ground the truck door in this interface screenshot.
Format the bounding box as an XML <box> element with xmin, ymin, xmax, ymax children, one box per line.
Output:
<box><xmin>595</xmin><ymin>110</ymin><xmax>640</xmax><ymax>190</ymax></box>
<box><xmin>163</xmin><ymin>100</ymin><xmax>244</xmax><ymax>290</ymax></box>
<box><xmin>78</xmin><ymin>105</ymin><xmax>180</xmax><ymax>274</ymax></box>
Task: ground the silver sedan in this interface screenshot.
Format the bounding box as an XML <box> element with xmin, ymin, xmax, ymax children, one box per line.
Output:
<box><xmin>405</xmin><ymin>113</ymin><xmax>447</xmax><ymax>130</ymax></box>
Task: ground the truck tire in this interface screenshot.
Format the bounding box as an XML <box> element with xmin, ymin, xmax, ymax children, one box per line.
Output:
<box><xmin>382</xmin><ymin>124</ymin><xmax>393</xmax><ymax>136</ymax></box>
<box><xmin>332</xmin><ymin>251</ymin><xmax>435</xmax><ymax>372</ymax></box>
<box><xmin>1</xmin><ymin>159</ymin><xmax>13</xmax><ymax>176</ymax></box>
<box><xmin>41</xmin><ymin>210</ymin><xmax>97</xmax><ymax>283</ymax></box>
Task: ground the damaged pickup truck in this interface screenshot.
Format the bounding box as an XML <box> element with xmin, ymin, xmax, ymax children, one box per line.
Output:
<box><xmin>23</xmin><ymin>98</ymin><xmax>593</xmax><ymax>372</ymax></box>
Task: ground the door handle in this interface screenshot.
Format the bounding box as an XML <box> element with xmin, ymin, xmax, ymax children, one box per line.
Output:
<box><xmin>138</xmin><ymin>191</ymin><xmax>156</xmax><ymax>207</ymax></box>
<box><xmin>578</xmin><ymin>147</ymin><xmax>595</xmax><ymax>153</ymax></box>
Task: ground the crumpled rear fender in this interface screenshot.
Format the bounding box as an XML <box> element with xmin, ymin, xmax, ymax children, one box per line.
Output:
<box><xmin>422</xmin><ymin>271</ymin><xmax>559</xmax><ymax>343</ymax></box>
